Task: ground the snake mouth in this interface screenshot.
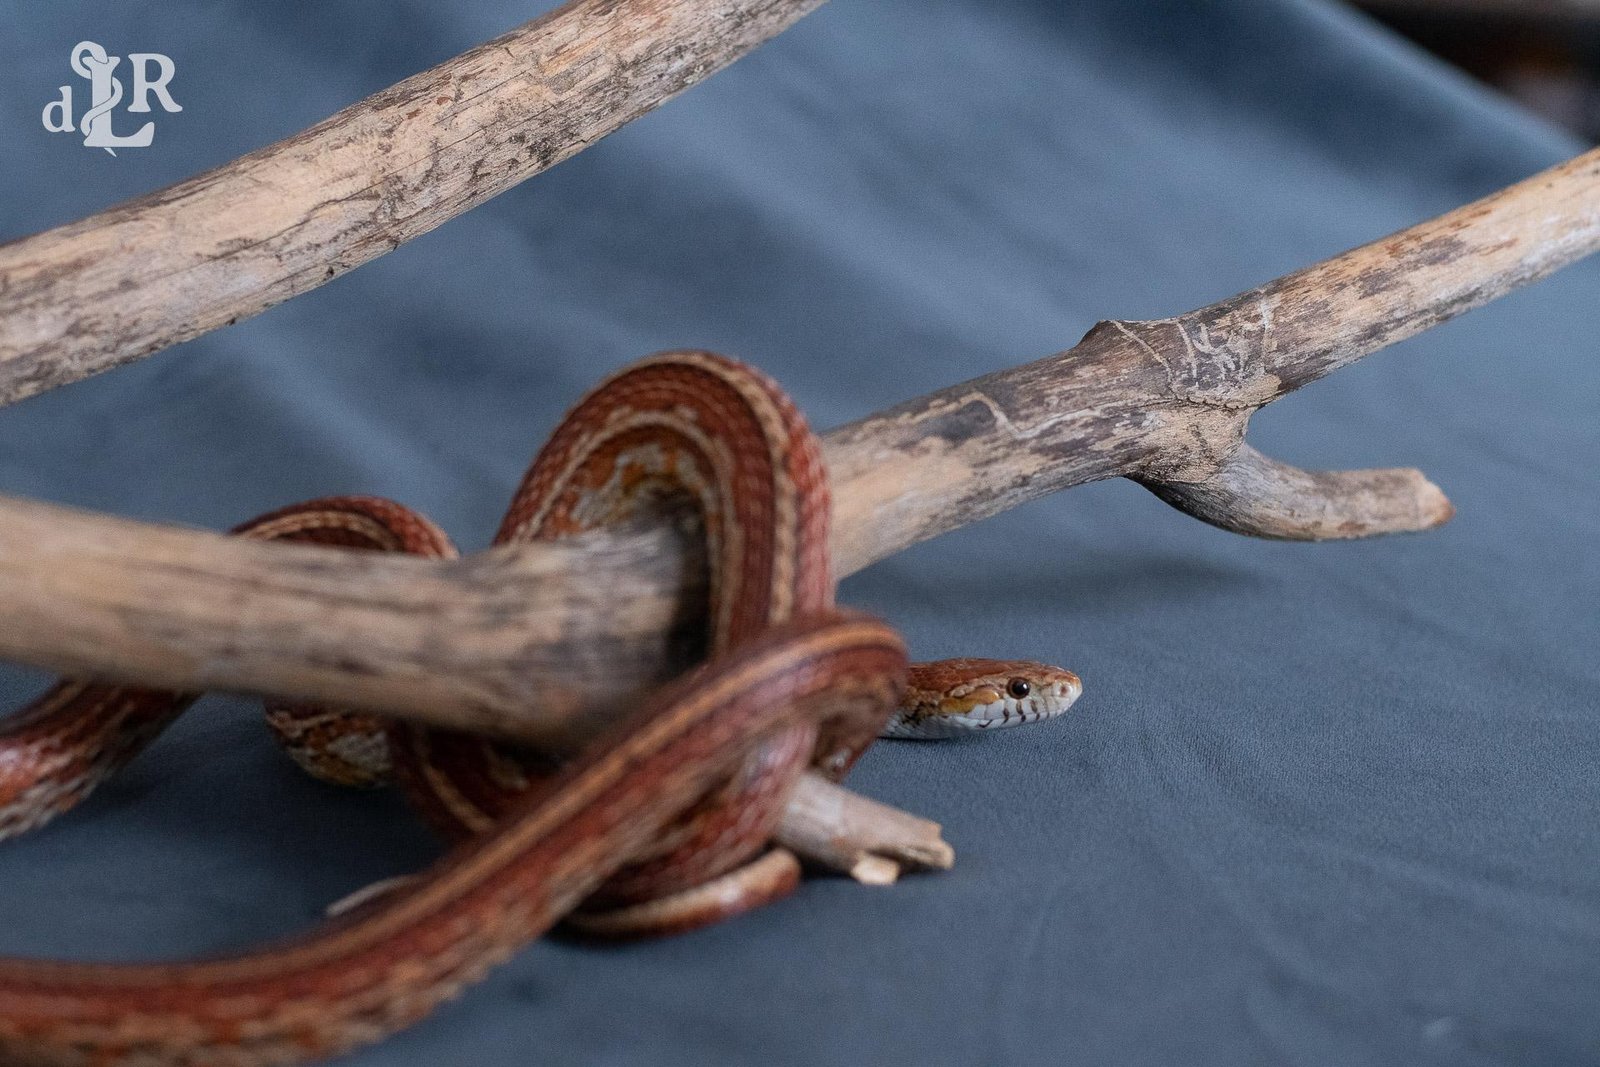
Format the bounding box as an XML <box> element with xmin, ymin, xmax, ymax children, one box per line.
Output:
<box><xmin>883</xmin><ymin>705</ymin><xmax>1062</xmax><ymax>740</ymax></box>
<box><xmin>946</xmin><ymin>701</ymin><xmax>1067</xmax><ymax>731</ymax></box>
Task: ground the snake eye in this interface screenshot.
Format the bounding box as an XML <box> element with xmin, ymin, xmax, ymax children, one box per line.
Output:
<box><xmin>1006</xmin><ymin>678</ymin><xmax>1031</xmax><ymax>699</ymax></box>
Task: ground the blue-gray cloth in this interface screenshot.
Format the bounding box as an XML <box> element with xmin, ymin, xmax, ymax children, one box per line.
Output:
<box><xmin>2</xmin><ymin>2</ymin><xmax>1597</xmax><ymax>1064</ymax></box>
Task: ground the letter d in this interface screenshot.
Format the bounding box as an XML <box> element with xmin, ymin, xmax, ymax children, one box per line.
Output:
<box><xmin>41</xmin><ymin>86</ymin><xmax>74</xmax><ymax>133</ymax></box>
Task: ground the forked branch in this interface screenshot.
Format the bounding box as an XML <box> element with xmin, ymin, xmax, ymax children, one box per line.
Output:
<box><xmin>0</xmin><ymin>149</ymin><xmax>1594</xmax><ymax>747</ymax></box>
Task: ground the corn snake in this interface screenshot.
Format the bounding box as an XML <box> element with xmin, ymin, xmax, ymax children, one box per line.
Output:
<box><xmin>0</xmin><ymin>353</ymin><xmax>1078</xmax><ymax>1064</ymax></box>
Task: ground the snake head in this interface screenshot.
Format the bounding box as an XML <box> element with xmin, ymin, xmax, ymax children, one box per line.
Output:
<box><xmin>884</xmin><ymin>658</ymin><xmax>1083</xmax><ymax>739</ymax></box>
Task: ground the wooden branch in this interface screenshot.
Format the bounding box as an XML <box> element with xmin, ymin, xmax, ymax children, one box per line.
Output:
<box><xmin>828</xmin><ymin>152</ymin><xmax>1600</xmax><ymax>571</ymax></box>
<box><xmin>0</xmin><ymin>497</ymin><xmax>701</xmax><ymax>746</ymax></box>
<box><xmin>318</xmin><ymin>771</ymin><xmax>949</xmax><ymax>907</ymax></box>
<box><xmin>1139</xmin><ymin>445</ymin><xmax>1454</xmax><ymax>541</ymax></box>
<box><xmin>0</xmin><ymin>0</ymin><xmax>822</xmax><ymax>403</ymax></box>
<box><xmin>0</xmin><ymin>151</ymin><xmax>1595</xmax><ymax>747</ymax></box>
<box><xmin>1107</xmin><ymin>150</ymin><xmax>1600</xmax><ymax>407</ymax></box>
<box><xmin>776</xmin><ymin>773</ymin><xmax>954</xmax><ymax>884</ymax></box>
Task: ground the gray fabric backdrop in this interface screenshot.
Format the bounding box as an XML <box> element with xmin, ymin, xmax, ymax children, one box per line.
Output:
<box><xmin>2</xmin><ymin>2</ymin><xmax>1597</xmax><ymax>1064</ymax></box>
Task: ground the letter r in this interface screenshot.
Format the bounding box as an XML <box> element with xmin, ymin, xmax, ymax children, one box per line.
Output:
<box><xmin>128</xmin><ymin>53</ymin><xmax>181</xmax><ymax>113</ymax></box>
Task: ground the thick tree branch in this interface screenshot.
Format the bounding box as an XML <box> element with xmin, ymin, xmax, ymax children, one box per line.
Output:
<box><xmin>0</xmin><ymin>0</ymin><xmax>823</xmax><ymax>403</ymax></box>
<box><xmin>826</xmin><ymin>153</ymin><xmax>1599</xmax><ymax>572</ymax></box>
<box><xmin>0</xmin><ymin>151</ymin><xmax>1593</xmax><ymax>745</ymax></box>
<box><xmin>1108</xmin><ymin>150</ymin><xmax>1600</xmax><ymax>408</ymax></box>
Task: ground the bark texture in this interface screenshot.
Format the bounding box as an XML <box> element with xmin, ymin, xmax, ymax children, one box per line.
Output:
<box><xmin>0</xmin><ymin>0</ymin><xmax>823</xmax><ymax>402</ymax></box>
<box><xmin>0</xmin><ymin>147</ymin><xmax>1594</xmax><ymax>746</ymax></box>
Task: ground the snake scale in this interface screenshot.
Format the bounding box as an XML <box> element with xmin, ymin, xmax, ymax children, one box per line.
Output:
<box><xmin>0</xmin><ymin>353</ymin><xmax>1080</xmax><ymax>1065</ymax></box>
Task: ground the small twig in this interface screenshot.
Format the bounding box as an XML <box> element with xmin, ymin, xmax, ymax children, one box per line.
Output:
<box><xmin>319</xmin><ymin>772</ymin><xmax>942</xmax><ymax>900</ymax></box>
<box><xmin>318</xmin><ymin>767</ymin><xmax>934</xmax><ymax>908</ymax></box>
<box><xmin>777</xmin><ymin>772</ymin><xmax>955</xmax><ymax>883</ymax></box>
